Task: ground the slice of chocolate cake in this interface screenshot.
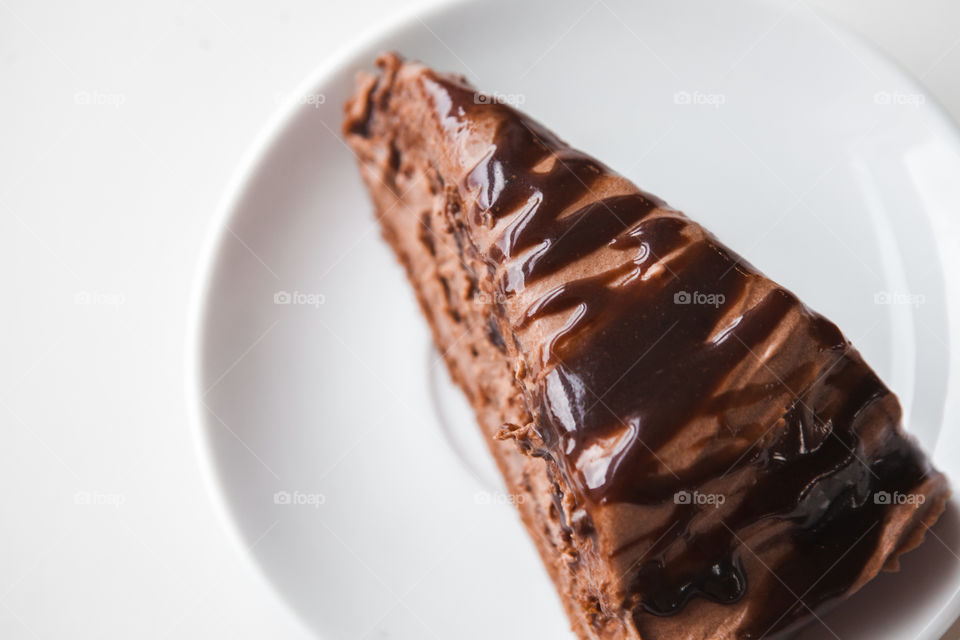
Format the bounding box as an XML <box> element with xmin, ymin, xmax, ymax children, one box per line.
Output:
<box><xmin>343</xmin><ymin>53</ymin><xmax>949</xmax><ymax>640</ymax></box>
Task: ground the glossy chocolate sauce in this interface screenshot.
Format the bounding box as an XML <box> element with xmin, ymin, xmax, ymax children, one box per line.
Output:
<box><xmin>424</xmin><ymin>73</ymin><xmax>932</xmax><ymax>638</ymax></box>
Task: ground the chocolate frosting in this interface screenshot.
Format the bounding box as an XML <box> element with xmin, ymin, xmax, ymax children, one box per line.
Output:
<box><xmin>344</xmin><ymin>54</ymin><xmax>950</xmax><ymax>639</ymax></box>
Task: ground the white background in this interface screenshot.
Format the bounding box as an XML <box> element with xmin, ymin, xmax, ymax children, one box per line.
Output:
<box><xmin>2</xmin><ymin>0</ymin><xmax>960</xmax><ymax>638</ymax></box>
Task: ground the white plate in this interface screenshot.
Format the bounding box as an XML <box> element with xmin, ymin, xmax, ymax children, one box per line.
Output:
<box><xmin>188</xmin><ymin>0</ymin><xmax>960</xmax><ymax>637</ymax></box>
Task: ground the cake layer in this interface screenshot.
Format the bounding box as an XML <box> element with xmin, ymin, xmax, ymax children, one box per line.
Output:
<box><xmin>343</xmin><ymin>53</ymin><xmax>949</xmax><ymax>640</ymax></box>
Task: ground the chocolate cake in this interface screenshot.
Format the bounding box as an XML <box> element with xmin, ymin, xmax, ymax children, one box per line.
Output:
<box><xmin>343</xmin><ymin>53</ymin><xmax>949</xmax><ymax>639</ymax></box>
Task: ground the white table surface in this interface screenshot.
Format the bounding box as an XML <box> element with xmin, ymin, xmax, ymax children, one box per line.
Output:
<box><xmin>3</xmin><ymin>1</ymin><xmax>959</xmax><ymax>638</ymax></box>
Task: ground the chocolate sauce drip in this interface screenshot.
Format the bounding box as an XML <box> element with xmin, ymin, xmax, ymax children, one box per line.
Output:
<box><xmin>631</xmin><ymin>548</ymin><xmax>748</xmax><ymax>617</ymax></box>
<box><xmin>506</xmin><ymin>194</ymin><xmax>662</xmax><ymax>293</ymax></box>
<box><xmin>424</xmin><ymin>72</ymin><xmax>934</xmax><ymax>638</ymax></box>
<box><xmin>535</xmin><ymin>268</ymin><xmax>796</xmax><ymax>500</ymax></box>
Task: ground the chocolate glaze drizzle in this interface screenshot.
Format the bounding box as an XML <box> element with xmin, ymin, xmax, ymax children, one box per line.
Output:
<box><xmin>423</xmin><ymin>73</ymin><xmax>933</xmax><ymax>638</ymax></box>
